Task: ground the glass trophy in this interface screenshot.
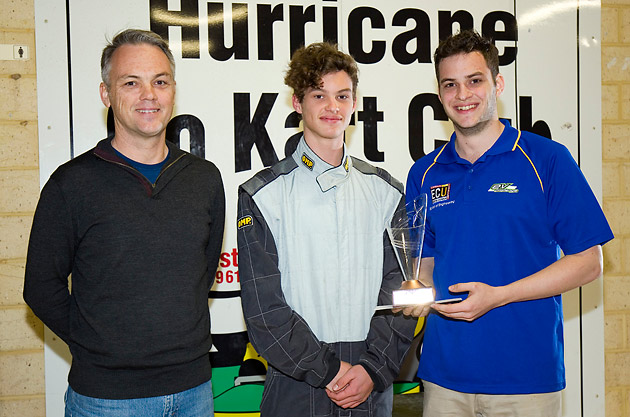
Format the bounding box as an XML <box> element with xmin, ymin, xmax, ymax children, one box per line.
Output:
<box><xmin>387</xmin><ymin>194</ymin><xmax>434</xmax><ymax>306</ymax></box>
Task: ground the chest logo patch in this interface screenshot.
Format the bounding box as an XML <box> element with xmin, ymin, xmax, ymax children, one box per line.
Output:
<box><xmin>301</xmin><ymin>153</ymin><xmax>314</xmax><ymax>170</ymax></box>
<box><xmin>430</xmin><ymin>184</ymin><xmax>451</xmax><ymax>203</ymax></box>
<box><xmin>488</xmin><ymin>183</ymin><xmax>519</xmax><ymax>193</ymax></box>
<box><xmin>237</xmin><ymin>215</ymin><xmax>253</xmax><ymax>229</ymax></box>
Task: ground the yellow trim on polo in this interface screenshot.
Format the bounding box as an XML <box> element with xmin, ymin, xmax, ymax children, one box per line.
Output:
<box><xmin>513</xmin><ymin>131</ymin><xmax>544</xmax><ymax>193</ymax></box>
<box><xmin>421</xmin><ymin>145</ymin><xmax>448</xmax><ymax>187</ymax></box>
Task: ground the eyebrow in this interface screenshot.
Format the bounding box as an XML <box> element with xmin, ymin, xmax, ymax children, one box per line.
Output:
<box><xmin>440</xmin><ymin>71</ymin><xmax>485</xmax><ymax>84</ymax></box>
<box><xmin>311</xmin><ymin>87</ymin><xmax>353</xmax><ymax>94</ymax></box>
<box><xmin>119</xmin><ymin>72</ymin><xmax>173</xmax><ymax>80</ymax></box>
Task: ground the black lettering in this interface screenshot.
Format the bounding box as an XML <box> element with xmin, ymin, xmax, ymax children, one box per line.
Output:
<box><xmin>391</xmin><ymin>9</ymin><xmax>431</xmax><ymax>64</ymax></box>
<box><xmin>519</xmin><ymin>96</ymin><xmax>552</xmax><ymax>139</ymax></box>
<box><xmin>408</xmin><ymin>93</ymin><xmax>448</xmax><ymax>161</ymax></box>
<box><xmin>289</xmin><ymin>5</ymin><xmax>316</xmax><ymax>56</ymax></box>
<box><xmin>234</xmin><ymin>93</ymin><xmax>279</xmax><ymax>172</ymax></box>
<box><xmin>284</xmin><ymin>111</ymin><xmax>302</xmax><ymax>157</ymax></box>
<box><xmin>348</xmin><ymin>7</ymin><xmax>386</xmax><ymax>64</ymax></box>
<box><xmin>438</xmin><ymin>10</ymin><xmax>474</xmax><ymax>41</ymax></box>
<box><xmin>208</xmin><ymin>3</ymin><xmax>249</xmax><ymax>61</ymax></box>
<box><xmin>482</xmin><ymin>11</ymin><xmax>518</xmax><ymax>66</ymax></box>
<box><xmin>166</xmin><ymin>114</ymin><xmax>206</xmax><ymax>158</ymax></box>
<box><xmin>257</xmin><ymin>4</ymin><xmax>284</xmax><ymax>60</ymax></box>
<box><xmin>357</xmin><ymin>97</ymin><xmax>384</xmax><ymax>162</ymax></box>
<box><xmin>323</xmin><ymin>3</ymin><xmax>338</xmax><ymax>45</ymax></box>
<box><xmin>149</xmin><ymin>0</ymin><xmax>200</xmax><ymax>58</ymax></box>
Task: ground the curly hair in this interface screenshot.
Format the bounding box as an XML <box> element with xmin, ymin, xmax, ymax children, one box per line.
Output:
<box><xmin>284</xmin><ymin>42</ymin><xmax>359</xmax><ymax>102</ymax></box>
<box><xmin>434</xmin><ymin>30</ymin><xmax>499</xmax><ymax>82</ymax></box>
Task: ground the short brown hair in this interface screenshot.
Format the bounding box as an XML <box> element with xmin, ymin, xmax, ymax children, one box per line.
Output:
<box><xmin>434</xmin><ymin>30</ymin><xmax>499</xmax><ymax>82</ymax></box>
<box><xmin>284</xmin><ymin>42</ymin><xmax>359</xmax><ymax>102</ymax></box>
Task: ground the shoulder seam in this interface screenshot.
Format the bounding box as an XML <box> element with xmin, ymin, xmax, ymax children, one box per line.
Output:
<box><xmin>240</xmin><ymin>157</ymin><xmax>298</xmax><ymax>195</ymax></box>
<box><xmin>351</xmin><ymin>157</ymin><xmax>403</xmax><ymax>194</ymax></box>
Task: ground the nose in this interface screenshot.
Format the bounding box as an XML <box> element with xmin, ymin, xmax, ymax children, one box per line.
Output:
<box><xmin>140</xmin><ymin>83</ymin><xmax>157</xmax><ymax>100</ymax></box>
<box><xmin>325</xmin><ymin>96</ymin><xmax>339</xmax><ymax>112</ymax></box>
<box><xmin>456</xmin><ymin>84</ymin><xmax>471</xmax><ymax>101</ymax></box>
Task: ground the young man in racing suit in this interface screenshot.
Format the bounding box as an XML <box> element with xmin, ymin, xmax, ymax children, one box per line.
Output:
<box><xmin>237</xmin><ymin>42</ymin><xmax>415</xmax><ymax>416</ymax></box>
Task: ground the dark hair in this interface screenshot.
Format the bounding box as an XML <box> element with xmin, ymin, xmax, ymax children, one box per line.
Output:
<box><xmin>434</xmin><ymin>30</ymin><xmax>499</xmax><ymax>82</ymax></box>
<box><xmin>284</xmin><ymin>42</ymin><xmax>359</xmax><ymax>102</ymax></box>
<box><xmin>101</xmin><ymin>29</ymin><xmax>175</xmax><ymax>86</ymax></box>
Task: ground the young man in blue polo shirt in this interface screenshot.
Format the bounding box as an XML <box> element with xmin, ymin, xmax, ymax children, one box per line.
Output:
<box><xmin>401</xmin><ymin>30</ymin><xmax>613</xmax><ymax>416</ymax></box>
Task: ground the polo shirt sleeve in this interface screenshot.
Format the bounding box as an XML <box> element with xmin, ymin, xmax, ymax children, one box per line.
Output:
<box><xmin>544</xmin><ymin>144</ymin><xmax>613</xmax><ymax>255</ymax></box>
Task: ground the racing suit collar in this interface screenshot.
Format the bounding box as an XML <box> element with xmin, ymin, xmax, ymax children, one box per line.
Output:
<box><xmin>292</xmin><ymin>136</ymin><xmax>351</xmax><ymax>192</ymax></box>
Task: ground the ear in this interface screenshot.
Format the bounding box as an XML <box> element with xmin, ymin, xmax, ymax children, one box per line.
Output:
<box><xmin>292</xmin><ymin>94</ymin><xmax>302</xmax><ymax>114</ymax></box>
<box><xmin>494</xmin><ymin>73</ymin><xmax>505</xmax><ymax>97</ymax></box>
<box><xmin>99</xmin><ymin>82</ymin><xmax>111</xmax><ymax>108</ymax></box>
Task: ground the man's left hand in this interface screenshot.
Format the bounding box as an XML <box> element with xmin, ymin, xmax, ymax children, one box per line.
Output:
<box><xmin>325</xmin><ymin>364</ymin><xmax>374</xmax><ymax>409</ymax></box>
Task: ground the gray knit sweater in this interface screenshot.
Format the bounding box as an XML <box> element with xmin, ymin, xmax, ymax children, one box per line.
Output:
<box><xmin>24</xmin><ymin>138</ymin><xmax>225</xmax><ymax>399</ymax></box>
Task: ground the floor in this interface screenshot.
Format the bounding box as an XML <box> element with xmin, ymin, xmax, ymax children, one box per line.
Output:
<box><xmin>392</xmin><ymin>392</ymin><xmax>423</xmax><ymax>416</ymax></box>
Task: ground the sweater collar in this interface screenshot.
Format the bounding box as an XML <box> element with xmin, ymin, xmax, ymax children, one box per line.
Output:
<box><xmin>93</xmin><ymin>138</ymin><xmax>187</xmax><ymax>166</ymax></box>
<box><xmin>93</xmin><ymin>138</ymin><xmax>191</xmax><ymax>197</ymax></box>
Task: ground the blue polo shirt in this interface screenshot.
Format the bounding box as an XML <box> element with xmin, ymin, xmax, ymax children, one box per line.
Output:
<box><xmin>406</xmin><ymin>120</ymin><xmax>613</xmax><ymax>394</ymax></box>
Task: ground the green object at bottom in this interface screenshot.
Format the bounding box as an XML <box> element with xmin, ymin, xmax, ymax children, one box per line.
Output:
<box><xmin>212</xmin><ymin>366</ymin><xmax>264</xmax><ymax>413</ymax></box>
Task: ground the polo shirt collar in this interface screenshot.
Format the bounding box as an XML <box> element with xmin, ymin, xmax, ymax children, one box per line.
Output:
<box><xmin>292</xmin><ymin>136</ymin><xmax>351</xmax><ymax>192</ymax></box>
<box><xmin>436</xmin><ymin>119</ymin><xmax>519</xmax><ymax>165</ymax></box>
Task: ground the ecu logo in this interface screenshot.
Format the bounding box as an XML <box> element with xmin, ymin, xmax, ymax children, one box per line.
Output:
<box><xmin>237</xmin><ymin>215</ymin><xmax>253</xmax><ymax>229</ymax></box>
<box><xmin>430</xmin><ymin>184</ymin><xmax>450</xmax><ymax>203</ymax></box>
<box><xmin>301</xmin><ymin>153</ymin><xmax>314</xmax><ymax>170</ymax></box>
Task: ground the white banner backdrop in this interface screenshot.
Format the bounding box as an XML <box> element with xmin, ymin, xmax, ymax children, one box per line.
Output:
<box><xmin>34</xmin><ymin>1</ymin><xmax>604</xmax><ymax>416</ymax></box>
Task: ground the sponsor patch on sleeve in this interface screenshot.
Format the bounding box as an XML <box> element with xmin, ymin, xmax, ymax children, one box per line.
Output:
<box><xmin>237</xmin><ymin>215</ymin><xmax>253</xmax><ymax>229</ymax></box>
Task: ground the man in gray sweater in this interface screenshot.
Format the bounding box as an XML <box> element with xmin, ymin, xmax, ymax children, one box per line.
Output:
<box><xmin>24</xmin><ymin>29</ymin><xmax>224</xmax><ymax>416</ymax></box>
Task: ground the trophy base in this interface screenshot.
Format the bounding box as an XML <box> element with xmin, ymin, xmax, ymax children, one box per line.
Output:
<box><xmin>393</xmin><ymin>286</ymin><xmax>434</xmax><ymax>306</ymax></box>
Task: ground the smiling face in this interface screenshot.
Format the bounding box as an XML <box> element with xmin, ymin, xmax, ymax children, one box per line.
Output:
<box><xmin>99</xmin><ymin>43</ymin><xmax>175</xmax><ymax>144</ymax></box>
<box><xmin>292</xmin><ymin>70</ymin><xmax>357</xmax><ymax>149</ymax></box>
<box><xmin>437</xmin><ymin>51</ymin><xmax>504</xmax><ymax>137</ymax></box>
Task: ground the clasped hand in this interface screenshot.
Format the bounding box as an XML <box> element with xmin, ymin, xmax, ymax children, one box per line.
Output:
<box><xmin>325</xmin><ymin>361</ymin><xmax>374</xmax><ymax>409</ymax></box>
